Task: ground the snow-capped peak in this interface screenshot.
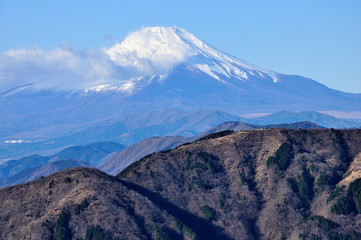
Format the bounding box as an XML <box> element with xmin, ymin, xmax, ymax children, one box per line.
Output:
<box><xmin>106</xmin><ymin>26</ymin><xmax>278</xmax><ymax>83</ymax></box>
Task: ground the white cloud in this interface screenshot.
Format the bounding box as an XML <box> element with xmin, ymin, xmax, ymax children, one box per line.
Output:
<box><xmin>105</xmin><ymin>26</ymin><xmax>196</xmax><ymax>75</ymax></box>
<box><xmin>0</xmin><ymin>46</ymin><xmax>129</xmax><ymax>92</ymax></box>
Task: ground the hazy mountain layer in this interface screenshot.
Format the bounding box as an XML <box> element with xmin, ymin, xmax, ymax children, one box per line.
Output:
<box><xmin>2</xmin><ymin>109</ymin><xmax>360</xmax><ymax>163</ymax></box>
<box><xmin>0</xmin><ymin>141</ymin><xmax>125</xmax><ymax>180</ymax></box>
<box><xmin>247</xmin><ymin>111</ymin><xmax>361</xmax><ymax>128</ymax></box>
<box><xmin>0</xmin><ymin>159</ymin><xmax>91</xmax><ymax>187</ymax></box>
<box><xmin>0</xmin><ymin>109</ymin><xmax>242</xmax><ymax>161</ymax></box>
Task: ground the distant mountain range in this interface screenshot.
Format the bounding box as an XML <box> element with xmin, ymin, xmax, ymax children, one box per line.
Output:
<box><xmin>0</xmin><ymin>120</ymin><xmax>327</xmax><ymax>187</ymax></box>
<box><xmin>0</xmin><ymin>109</ymin><xmax>241</xmax><ymax>161</ymax></box>
<box><xmin>1</xmin><ymin>109</ymin><xmax>360</xmax><ymax>163</ymax></box>
<box><xmin>245</xmin><ymin>111</ymin><xmax>361</xmax><ymax>128</ymax></box>
<box><xmin>0</xmin><ymin>159</ymin><xmax>91</xmax><ymax>187</ymax></box>
<box><xmin>0</xmin><ymin>141</ymin><xmax>125</xmax><ymax>187</ymax></box>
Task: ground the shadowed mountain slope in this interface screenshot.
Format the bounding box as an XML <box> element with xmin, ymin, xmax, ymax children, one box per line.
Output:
<box><xmin>0</xmin><ymin>167</ymin><xmax>230</xmax><ymax>240</ymax></box>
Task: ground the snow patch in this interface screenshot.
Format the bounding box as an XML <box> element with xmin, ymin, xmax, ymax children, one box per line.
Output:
<box><xmin>158</xmin><ymin>74</ymin><xmax>168</xmax><ymax>84</ymax></box>
<box><xmin>194</xmin><ymin>64</ymin><xmax>220</xmax><ymax>81</ymax></box>
<box><xmin>5</xmin><ymin>140</ymin><xmax>32</xmax><ymax>144</ymax></box>
<box><xmin>119</xmin><ymin>81</ymin><xmax>136</xmax><ymax>93</ymax></box>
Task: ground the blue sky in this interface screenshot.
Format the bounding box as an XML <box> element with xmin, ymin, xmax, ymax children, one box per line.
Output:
<box><xmin>1</xmin><ymin>0</ymin><xmax>360</xmax><ymax>93</ymax></box>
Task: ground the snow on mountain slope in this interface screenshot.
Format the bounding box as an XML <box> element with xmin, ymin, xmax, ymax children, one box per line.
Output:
<box><xmin>105</xmin><ymin>26</ymin><xmax>279</xmax><ymax>91</ymax></box>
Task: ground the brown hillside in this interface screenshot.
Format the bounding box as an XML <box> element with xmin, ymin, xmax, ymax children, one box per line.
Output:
<box><xmin>119</xmin><ymin>128</ymin><xmax>361</xmax><ymax>239</ymax></box>
<box><xmin>1</xmin><ymin>128</ymin><xmax>361</xmax><ymax>240</ymax></box>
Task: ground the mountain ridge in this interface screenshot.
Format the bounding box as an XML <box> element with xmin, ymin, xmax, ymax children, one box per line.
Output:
<box><xmin>1</xmin><ymin>128</ymin><xmax>361</xmax><ymax>239</ymax></box>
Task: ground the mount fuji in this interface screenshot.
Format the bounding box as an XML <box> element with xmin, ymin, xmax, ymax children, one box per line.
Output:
<box><xmin>0</xmin><ymin>26</ymin><xmax>360</xmax><ymax>159</ymax></box>
<box><xmin>102</xmin><ymin>26</ymin><xmax>361</xmax><ymax>114</ymax></box>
